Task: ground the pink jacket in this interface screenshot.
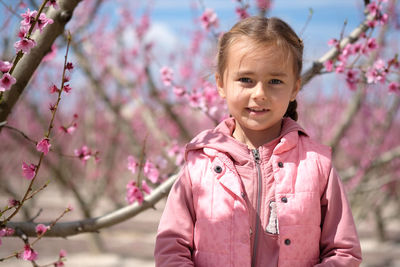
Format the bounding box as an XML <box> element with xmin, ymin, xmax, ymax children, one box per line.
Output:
<box><xmin>155</xmin><ymin>118</ymin><xmax>362</xmax><ymax>267</ymax></box>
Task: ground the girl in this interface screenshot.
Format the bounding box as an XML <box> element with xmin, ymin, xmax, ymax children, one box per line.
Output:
<box><xmin>154</xmin><ymin>16</ymin><xmax>362</xmax><ymax>267</ymax></box>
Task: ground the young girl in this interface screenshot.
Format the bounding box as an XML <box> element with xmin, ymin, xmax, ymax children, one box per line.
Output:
<box><xmin>154</xmin><ymin>16</ymin><xmax>362</xmax><ymax>267</ymax></box>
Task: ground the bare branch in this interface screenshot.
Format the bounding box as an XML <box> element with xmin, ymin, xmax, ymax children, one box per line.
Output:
<box><xmin>6</xmin><ymin>174</ymin><xmax>177</xmax><ymax>237</ymax></box>
<box><xmin>342</xmin><ymin>145</ymin><xmax>400</xmax><ymax>181</ymax></box>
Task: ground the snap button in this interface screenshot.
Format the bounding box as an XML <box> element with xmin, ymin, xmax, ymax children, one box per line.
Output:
<box><xmin>284</xmin><ymin>239</ymin><xmax>291</xmax><ymax>245</ymax></box>
<box><xmin>214</xmin><ymin>165</ymin><xmax>222</xmax><ymax>173</ymax></box>
<box><xmin>241</xmin><ymin>192</ymin><xmax>246</xmax><ymax>198</ymax></box>
<box><xmin>278</xmin><ymin>162</ymin><xmax>284</xmax><ymax>168</ymax></box>
<box><xmin>281</xmin><ymin>197</ymin><xmax>288</xmax><ymax>203</ymax></box>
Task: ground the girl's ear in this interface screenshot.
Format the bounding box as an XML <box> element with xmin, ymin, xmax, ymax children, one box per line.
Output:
<box><xmin>215</xmin><ymin>73</ymin><xmax>226</xmax><ymax>98</ymax></box>
<box><xmin>290</xmin><ymin>78</ymin><xmax>301</xmax><ymax>101</ymax></box>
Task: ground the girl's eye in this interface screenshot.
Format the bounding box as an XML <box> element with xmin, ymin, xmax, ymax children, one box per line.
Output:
<box><xmin>238</xmin><ymin>77</ymin><xmax>253</xmax><ymax>84</ymax></box>
<box><xmin>269</xmin><ymin>79</ymin><xmax>283</xmax><ymax>84</ymax></box>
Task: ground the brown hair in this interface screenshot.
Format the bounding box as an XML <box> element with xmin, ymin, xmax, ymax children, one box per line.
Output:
<box><xmin>216</xmin><ymin>16</ymin><xmax>303</xmax><ymax>121</ymax></box>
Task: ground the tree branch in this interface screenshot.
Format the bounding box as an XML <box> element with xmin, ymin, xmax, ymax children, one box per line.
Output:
<box><xmin>0</xmin><ymin>0</ymin><xmax>83</xmax><ymax>124</ymax></box>
<box><xmin>6</xmin><ymin>173</ymin><xmax>177</xmax><ymax>237</ymax></box>
<box><xmin>301</xmin><ymin>12</ymin><xmax>375</xmax><ymax>88</ymax></box>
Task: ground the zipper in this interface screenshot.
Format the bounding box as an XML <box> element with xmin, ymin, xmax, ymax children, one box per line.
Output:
<box><xmin>251</xmin><ymin>148</ymin><xmax>262</xmax><ymax>267</ymax></box>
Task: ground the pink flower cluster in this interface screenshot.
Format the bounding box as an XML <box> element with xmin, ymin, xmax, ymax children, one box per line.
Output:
<box><xmin>15</xmin><ymin>8</ymin><xmax>53</xmax><ymax>54</ymax></box>
<box><xmin>35</xmin><ymin>224</ymin><xmax>49</xmax><ymax>236</ymax></box>
<box><xmin>55</xmin><ymin>249</ymin><xmax>67</xmax><ymax>267</ymax></box>
<box><xmin>366</xmin><ymin>0</ymin><xmax>388</xmax><ymax>27</ymax></box>
<box><xmin>74</xmin><ymin>145</ymin><xmax>100</xmax><ymax>164</ymax></box>
<box><xmin>36</xmin><ymin>138</ymin><xmax>51</xmax><ymax>155</ymax></box>
<box><xmin>160</xmin><ymin>66</ymin><xmax>173</xmax><ymax>86</ymax></box>
<box><xmin>0</xmin><ymin>227</ymin><xmax>15</xmax><ymax>246</ymax></box>
<box><xmin>143</xmin><ymin>160</ymin><xmax>160</xmax><ymax>183</ymax></box>
<box><xmin>256</xmin><ymin>0</ymin><xmax>271</xmax><ymax>10</ymax></box>
<box><xmin>21</xmin><ymin>244</ymin><xmax>38</xmax><ymax>261</ymax></box>
<box><xmin>127</xmin><ymin>155</ymin><xmax>160</xmax><ymax>183</ymax></box>
<box><xmin>0</xmin><ymin>60</ymin><xmax>16</xmax><ymax>92</ymax></box>
<box><xmin>235</xmin><ymin>6</ymin><xmax>250</xmax><ymax>20</ymax></box>
<box><xmin>200</xmin><ymin>8</ymin><xmax>219</xmax><ymax>31</ymax></box>
<box><xmin>126</xmin><ymin>180</ymin><xmax>151</xmax><ymax>204</ymax></box>
<box><xmin>22</xmin><ymin>162</ymin><xmax>37</xmax><ymax>180</ymax></box>
<box><xmin>0</xmin><ymin>73</ymin><xmax>16</xmax><ymax>92</ymax></box>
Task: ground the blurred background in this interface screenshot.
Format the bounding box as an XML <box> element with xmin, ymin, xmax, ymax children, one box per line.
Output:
<box><xmin>0</xmin><ymin>0</ymin><xmax>399</xmax><ymax>266</ymax></box>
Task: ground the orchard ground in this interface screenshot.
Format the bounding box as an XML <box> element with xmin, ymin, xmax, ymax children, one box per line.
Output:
<box><xmin>1</xmin><ymin>183</ymin><xmax>400</xmax><ymax>267</ymax></box>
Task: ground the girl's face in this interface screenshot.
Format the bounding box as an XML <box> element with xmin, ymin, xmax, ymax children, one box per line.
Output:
<box><xmin>216</xmin><ymin>37</ymin><xmax>300</xmax><ymax>147</ymax></box>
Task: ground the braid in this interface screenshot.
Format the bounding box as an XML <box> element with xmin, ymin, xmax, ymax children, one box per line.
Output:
<box><xmin>284</xmin><ymin>100</ymin><xmax>298</xmax><ymax>121</ymax></box>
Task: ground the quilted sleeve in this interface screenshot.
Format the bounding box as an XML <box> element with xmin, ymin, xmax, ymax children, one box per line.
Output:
<box><xmin>316</xmin><ymin>167</ymin><xmax>362</xmax><ymax>267</ymax></box>
<box><xmin>154</xmin><ymin>165</ymin><xmax>196</xmax><ymax>267</ymax></box>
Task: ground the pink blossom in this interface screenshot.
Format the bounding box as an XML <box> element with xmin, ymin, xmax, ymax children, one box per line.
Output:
<box><xmin>127</xmin><ymin>155</ymin><xmax>138</xmax><ymax>174</ymax></box>
<box><xmin>55</xmin><ymin>261</ymin><xmax>65</xmax><ymax>267</ymax></box>
<box><xmin>0</xmin><ymin>73</ymin><xmax>16</xmax><ymax>92</ymax></box>
<box><xmin>20</xmin><ymin>8</ymin><xmax>37</xmax><ymax>26</ymax></box>
<box><xmin>345</xmin><ymin>69</ymin><xmax>359</xmax><ymax>90</ymax></box>
<box><xmin>46</xmin><ymin>0</ymin><xmax>59</xmax><ymax>9</ymax></box>
<box><xmin>141</xmin><ymin>180</ymin><xmax>152</xmax><ymax>194</ymax></box>
<box><xmin>365</xmin><ymin>67</ymin><xmax>384</xmax><ymax>84</ymax></box>
<box><xmin>22</xmin><ymin>162</ymin><xmax>36</xmax><ymax>180</ymax></box>
<box><xmin>189</xmin><ymin>92</ymin><xmax>202</xmax><ymax>107</ymax></box>
<box><xmin>335</xmin><ymin>61</ymin><xmax>346</xmax><ymax>74</ymax></box>
<box><xmin>0</xmin><ymin>227</ymin><xmax>14</xmax><ymax>237</ymax></box>
<box><xmin>256</xmin><ymin>0</ymin><xmax>271</xmax><ymax>10</ymax></box>
<box><xmin>8</xmin><ymin>198</ymin><xmax>19</xmax><ymax>207</ymax></box>
<box><xmin>143</xmin><ymin>160</ymin><xmax>159</xmax><ymax>183</ymax></box>
<box><xmin>173</xmin><ymin>86</ymin><xmax>186</xmax><ymax>97</ymax></box>
<box><xmin>351</xmin><ymin>43</ymin><xmax>363</xmax><ymax>54</ymax></box>
<box><xmin>367</xmin><ymin>2</ymin><xmax>381</xmax><ymax>16</ymax></box>
<box><xmin>18</xmin><ymin>24</ymin><xmax>29</xmax><ymax>39</ymax></box>
<box><xmin>160</xmin><ymin>66</ymin><xmax>173</xmax><ymax>86</ymax></box>
<box><xmin>0</xmin><ymin>60</ymin><xmax>12</xmax><ymax>72</ymax></box>
<box><xmin>324</xmin><ymin>59</ymin><xmax>334</xmax><ymax>72</ymax></box>
<box><xmin>36</xmin><ymin>13</ymin><xmax>54</xmax><ymax>32</ymax></box>
<box><xmin>200</xmin><ymin>8</ymin><xmax>219</xmax><ymax>30</ymax></box>
<box><xmin>327</xmin><ymin>38</ymin><xmax>339</xmax><ymax>47</ymax></box>
<box><xmin>49</xmin><ymin>84</ymin><xmax>59</xmax><ymax>94</ymax></box>
<box><xmin>366</xmin><ymin>38</ymin><xmax>378</xmax><ymax>52</ymax></box>
<box><xmin>36</xmin><ymin>138</ymin><xmax>51</xmax><ymax>155</ymax></box>
<box><xmin>63</xmin><ymin>84</ymin><xmax>72</xmax><ymax>93</ymax></box>
<box><xmin>59</xmin><ymin>249</ymin><xmax>67</xmax><ymax>258</ymax></box>
<box><xmin>59</xmin><ymin>123</ymin><xmax>77</xmax><ymax>134</ymax></box>
<box><xmin>66</xmin><ymin>62</ymin><xmax>74</xmax><ymax>71</ymax></box>
<box><xmin>14</xmin><ymin>38</ymin><xmax>36</xmax><ymax>54</ymax></box>
<box><xmin>35</xmin><ymin>224</ymin><xmax>49</xmax><ymax>235</ymax></box>
<box><xmin>22</xmin><ymin>245</ymin><xmax>38</xmax><ymax>261</ymax></box>
<box><xmin>126</xmin><ymin>181</ymin><xmax>144</xmax><ymax>204</ymax></box>
<box><xmin>373</xmin><ymin>58</ymin><xmax>386</xmax><ymax>71</ymax></box>
<box><xmin>235</xmin><ymin>6</ymin><xmax>249</xmax><ymax>20</ymax></box>
<box><xmin>74</xmin><ymin>145</ymin><xmax>92</xmax><ymax>163</ymax></box>
<box><xmin>388</xmin><ymin>82</ymin><xmax>400</xmax><ymax>94</ymax></box>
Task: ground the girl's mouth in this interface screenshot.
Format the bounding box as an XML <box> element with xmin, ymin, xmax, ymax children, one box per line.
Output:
<box><xmin>246</xmin><ymin>107</ymin><xmax>268</xmax><ymax>113</ymax></box>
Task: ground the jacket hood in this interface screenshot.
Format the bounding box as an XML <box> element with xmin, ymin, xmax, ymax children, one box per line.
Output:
<box><xmin>185</xmin><ymin>117</ymin><xmax>307</xmax><ymax>164</ymax></box>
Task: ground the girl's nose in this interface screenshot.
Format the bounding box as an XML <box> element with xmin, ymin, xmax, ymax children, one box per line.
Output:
<box><xmin>252</xmin><ymin>82</ymin><xmax>266</xmax><ymax>100</ymax></box>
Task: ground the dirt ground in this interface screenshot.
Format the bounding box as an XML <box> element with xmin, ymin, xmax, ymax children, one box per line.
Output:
<box><xmin>1</xmin><ymin>187</ymin><xmax>400</xmax><ymax>267</ymax></box>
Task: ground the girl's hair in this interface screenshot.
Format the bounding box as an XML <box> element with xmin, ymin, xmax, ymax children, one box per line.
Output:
<box><xmin>216</xmin><ymin>16</ymin><xmax>303</xmax><ymax>121</ymax></box>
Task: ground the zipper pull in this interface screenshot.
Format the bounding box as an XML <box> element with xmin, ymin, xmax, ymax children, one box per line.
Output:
<box><xmin>252</xmin><ymin>149</ymin><xmax>260</xmax><ymax>164</ymax></box>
